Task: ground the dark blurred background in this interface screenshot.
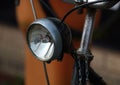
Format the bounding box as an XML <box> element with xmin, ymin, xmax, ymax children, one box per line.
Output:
<box><xmin>0</xmin><ymin>0</ymin><xmax>24</xmax><ymax>85</ymax></box>
<box><xmin>93</xmin><ymin>8</ymin><xmax>120</xmax><ymax>50</ymax></box>
<box><xmin>0</xmin><ymin>0</ymin><xmax>18</xmax><ymax>26</ymax></box>
<box><xmin>0</xmin><ymin>0</ymin><xmax>120</xmax><ymax>85</ymax></box>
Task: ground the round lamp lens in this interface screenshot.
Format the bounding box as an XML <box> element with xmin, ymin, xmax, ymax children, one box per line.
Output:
<box><xmin>27</xmin><ymin>25</ymin><xmax>54</xmax><ymax>61</ymax></box>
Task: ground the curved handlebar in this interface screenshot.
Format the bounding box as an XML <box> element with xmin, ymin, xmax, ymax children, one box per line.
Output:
<box><xmin>75</xmin><ymin>0</ymin><xmax>119</xmax><ymax>9</ymax></box>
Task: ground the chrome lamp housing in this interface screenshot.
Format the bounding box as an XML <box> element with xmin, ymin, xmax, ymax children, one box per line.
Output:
<box><xmin>26</xmin><ymin>18</ymin><xmax>72</xmax><ymax>62</ymax></box>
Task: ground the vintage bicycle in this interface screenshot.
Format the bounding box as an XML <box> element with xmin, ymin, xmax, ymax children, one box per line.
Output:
<box><xmin>16</xmin><ymin>0</ymin><xmax>119</xmax><ymax>85</ymax></box>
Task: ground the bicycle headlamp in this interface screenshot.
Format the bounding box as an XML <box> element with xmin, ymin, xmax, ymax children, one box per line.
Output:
<box><xmin>26</xmin><ymin>18</ymin><xmax>72</xmax><ymax>62</ymax></box>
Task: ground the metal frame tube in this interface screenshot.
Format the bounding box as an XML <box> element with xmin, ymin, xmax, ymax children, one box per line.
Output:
<box><xmin>77</xmin><ymin>8</ymin><xmax>96</xmax><ymax>53</ymax></box>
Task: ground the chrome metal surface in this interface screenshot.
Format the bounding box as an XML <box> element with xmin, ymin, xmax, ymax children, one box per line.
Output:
<box><xmin>77</xmin><ymin>9</ymin><xmax>96</xmax><ymax>53</ymax></box>
<box><xmin>110</xmin><ymin>1</ymin><xmax>120</xmax><ymax>11</ymax></box>
<box><xmin>77</xmin><ymin>9</ymin><xmax>96</xmax><ymax>85</ymax></box>
<box><xmin>74</xmin><ymin>0</ymin><xmax>83</xmax><ymax>3</ymax></box>
<box><xmin>30</xmin><ymin>0</ymin><xmax>37</xmax><ymax>20</ymax></box>
<box><xmin>28</xmin><ymin>24</ymin><xmax>54</xmax><ymax>61</ymax></box>
<box><xmin>83</xmin><ymin>0</ymin><xmax>119</xmax><ymax>9</ymax></box>
<box><xmin>27</xmin><ymin>18</ymin><xmax>63</xmax><ymax>61</ymax></box>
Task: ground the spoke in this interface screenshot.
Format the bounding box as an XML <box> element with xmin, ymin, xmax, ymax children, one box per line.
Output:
<box><xmin>43</xmin><ymin>62</ymin><xmax>50</xmax><ymax>85</ymax></box>
<box><xmin>29</xmin><ymin>0</ymin><xmax>50</xmax><ymax>85</ymax></box>
<box><xmin>30</xmin><ymin>0</ymin><xmax>37</xmax><ymax>20</ymax></box>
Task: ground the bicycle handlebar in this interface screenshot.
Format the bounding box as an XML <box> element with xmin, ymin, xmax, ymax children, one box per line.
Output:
<box><xmin>75</xmin><ymin>0</ymin><xmax>119</xmax><ymax>9</ymax></box>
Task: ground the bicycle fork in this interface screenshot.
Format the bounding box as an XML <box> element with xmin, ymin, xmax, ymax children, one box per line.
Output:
<box><xmin>71</xmin><ymin>8</ymin><xmax>96</xmax><ymax>85</ymax></box>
